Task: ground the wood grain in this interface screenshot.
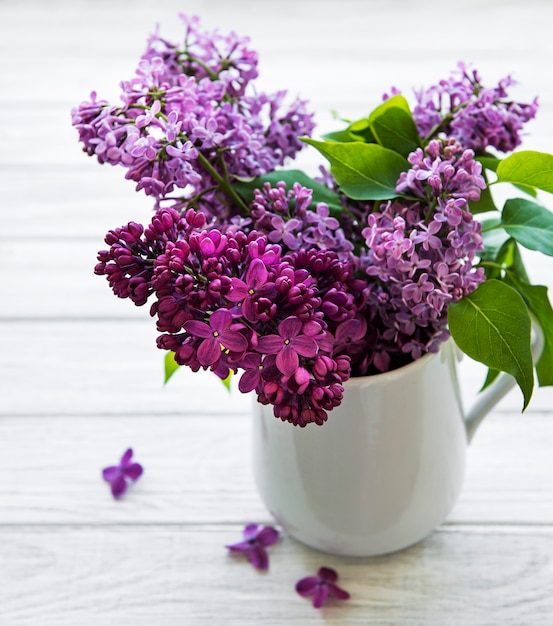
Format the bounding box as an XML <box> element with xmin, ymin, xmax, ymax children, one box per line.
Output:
<box><xmin>0</xmin><ymin>413</ymin><xmax>551</xmax><ymax>526</ymax></box>
<box><xmin>1</xmin><ymin>525</ymin><xmax>552</xmax><ymax>625</ymax></box>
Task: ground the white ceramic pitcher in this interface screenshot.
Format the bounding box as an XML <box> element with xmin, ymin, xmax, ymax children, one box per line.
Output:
<box><xmin>251</xmin><ymin>339</ymin><xmax>532</xmax><ymax>557</ymax></box>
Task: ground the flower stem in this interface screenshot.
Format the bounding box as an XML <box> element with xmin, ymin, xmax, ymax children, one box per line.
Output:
<box><xmin>195</xmin><ymin>152</ymin><xmax>251</xmax><ymax>215</ymax></box>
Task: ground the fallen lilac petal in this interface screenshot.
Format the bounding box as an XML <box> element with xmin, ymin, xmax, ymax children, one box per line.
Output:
<box><xmin>102</xmin><ymin>448</ymin><xmax>143</xmax><ymax>499</ymax></box>
<box><xmin>295</xmin><ymin>566</ymin><xmax>350</xmax><ymax>608</ymax></box>
<box><xmin>226</xmin><ymin>523</ymin><xmax>279</xmax><ymax>570</ymax></box>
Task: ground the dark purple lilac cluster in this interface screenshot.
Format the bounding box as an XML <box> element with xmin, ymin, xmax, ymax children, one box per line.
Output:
<box><xmin>71</xmin><ymin>15</ymin><xmax>315</xmax><ymax>220</ymax></box>
<box><xmin>411</xmin><ymin>62</ymin><xmax>538</xmax><ymax>153</ymax></box>
<box><xmin>96</xmin><ymin>207</ymin><xmax>364</xmax><ymax>426</ymax></box>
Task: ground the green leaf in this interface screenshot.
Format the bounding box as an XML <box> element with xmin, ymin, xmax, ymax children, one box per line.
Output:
<box><xmin>368</xmin><ymin>95</ymin><xmax>421</xmax><ymax>157</ymax></box>
<box><xmin>480</xmin><ymin>368</ymin><xmax>500</xmax><ymax>391</ymax></box>
<box><xmin>505</xmin><ymin>272</ymin><xmax>553</xmax><ymax>387</ymax></box>
<box><xmin>477</xmin><ymin>156</ymin><xmax>501</xmax><ymax>172</ymax></box>
<box><xmin>302</xmin><ymin>138</ymin><xmax>408</xmax><ymax>200</ymax></box>
<box><xmin>164</xmin><ymin>351</ymin><xmax>180</xmax><ymax>384</ymax></box>
<box><xmin>495</xmin><ymin>237</ymin><xmax>530</xmax><ymax>282</ymax></box>
<box><xmin>496</xmin><ymin>150</ymin><xmax>553</xmax><ymax>193</ymax></box>
<box><xmin>348</xmin><ymin>119</ymin><xmax>377</xmax><ymax>143</ymax></box>
<box><xmin>221</xmin><ymin>371</ymin><xmax>233</xmax><ymax>392</ymax></box>
<box><xmin>448</xmin><ymin>279</ymin><xmax>534</xmax><ymax>410</ymax></box>
<box><xmin>232</xmin><ymin>169</ymin><xmax>343</xmax><ymax>213</ymax></box>
<box><xmin>480</xmin><ymin>217</ymin><xmax>509</xmax><ymax>262</ymax></box>
<box><xmin>476</xmin><ymin>156</ymin><xmax>536</xmax><ymax>198</ymax></box>
<box><xmin>322</xmin><ymin>118</ymin><xmax>377</xmax><ymax>144</ymax></box>
<box><xmin>501</xmin><ymin>197</ymin><xmax>553</xmax><ymax>256</ymax></box>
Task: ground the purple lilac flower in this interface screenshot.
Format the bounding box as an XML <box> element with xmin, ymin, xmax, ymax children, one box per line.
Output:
<box><xmin>226</xmin><ymin>523</ymin><xmax>279</xmax><ymax>570</ymax></box>
<box><xmin>396</xmin><ymin>139</ymin><xmax>486</xmax><ymax>202</ymax></box>
<box><xmin>72</xmin><ymin>15</ymin><xmax>315</xmax><ymax>221</ymax></box>
<box><xmin>97</xmin><ymin>205</ymin><xmax>363</xmax><ymax>426</ymax></box>
<box><xmin>359</xmin><ymin>170</ymin><xmax>485</xmax><ymax>370</ymax></box>
<box><xmin>257</xmin><ymin>316</ymin><xmax>319</xmax><ymax>377</ymax></box>
<box><xmin>295</xmin><ymin>567</ymin><xmax>350</xmax><ymax>608</ymax></box>
<box><xmin>411</xmin><ymin>62</ymin><xmax>538</xmax><ymax>153</ymax></box>
<box><xmin>184</xmin><ymin>308</ymin><xmax>248</xmax><ymax>366</ymax></box>
<box><xmin>91</xmin><ymin>48</ymin><xmax>517</xmax><ymax>424</ymax></box>
<box><xmin>251</xmin><ymin>182</ymin><xmax>354</xmax><ymax>260</ymax></box>
<box><xmin>396</xmin><ymin>138</ymin><xmax>486</xmax><ymax>203</ymax></box>
<box><xmin>225</xmin><ymin>257</ymin><xmax>277</xmax><ymax>323</ymax></box>
<box><xmin>102</xmin><ymin>448</ymin><xmax>143</xmax><ymax>499</ymax></box>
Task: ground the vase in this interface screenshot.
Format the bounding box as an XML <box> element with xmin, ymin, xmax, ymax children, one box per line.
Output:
<box><xmin>251</xmin><ymin>339</ymin><xmax>520</xmax><ymax>557</ymax></box>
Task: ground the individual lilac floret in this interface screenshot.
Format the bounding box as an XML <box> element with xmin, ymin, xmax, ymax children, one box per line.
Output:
<box><xmin>295</xmin><ymin>566</ymin><xmax>350</xmax><ymax>608</ymax></box>
<box><xmin>411</xmin><ymin>62</ymin><xmax>538</xmax><ymax>153</ymax></box>
<box><xmin>102</xmin><ymin>448</ymin><xmax>144</xmax><ymax>499</ymax></box>
<box><xmin>226</xmin><ymin>523</ymin><xmax>279</xmax><ymax>570</ymax></box>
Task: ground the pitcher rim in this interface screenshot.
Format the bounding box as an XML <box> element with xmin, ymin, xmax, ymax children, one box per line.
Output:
<box><xmin>342</xmin><ymin>338</ymin><xmax>450</xmax><ymax>388</ymax></box>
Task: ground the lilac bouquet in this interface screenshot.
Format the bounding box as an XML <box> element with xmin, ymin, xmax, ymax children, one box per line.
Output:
<box><xmin>73</xmin><ymin>15</ymin><xmax>553</xmax><ymax>426</ymax></box>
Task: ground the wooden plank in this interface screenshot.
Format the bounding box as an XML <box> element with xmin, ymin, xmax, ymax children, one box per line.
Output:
<box><xmin>0</xmin><ymin>412</ymin><xmax>551</xmax><ymax>525</ymax></box>
<box><xmin>0</xmin><ymin>319</ymin><xmax>252</xmax><ymax>416</ymax></box>
<box><xmin>0</xmin><ymin>523</ymin><xmax>552</xmax><ymax>625</ymax></box>
<box><xmin>1</xmin><ymin>318</ymin><xmax>552</xmax><ymax>416</ymax></box>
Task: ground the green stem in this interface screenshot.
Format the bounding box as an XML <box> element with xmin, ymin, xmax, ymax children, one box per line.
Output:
<box><xmin>479</xmin><ymin>261</ymin><xmax>507</xmax><ymax>271</ymax></box>
<box><xmin>195</xmin><ymin>152</ymin><xmax>251</xmax><ymax>215</ymax></box>
<box><xmin>180</xmin><ymin>52</ymin><xmax>220</xmax><ymax>81</ymax></box>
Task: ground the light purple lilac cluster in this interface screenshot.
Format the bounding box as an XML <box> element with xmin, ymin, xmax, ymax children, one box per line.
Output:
<box><xmin>412</xmin><ymin>62</ymin><xmax>538</xmax><ymax>152</ymax></box>
<box><xmin>71</xmin><ymin>15</ymin><xmax>314</xmax><ymax>221</ymax></box>
<box><xmin>250</xmin><ymin>182</ymin><xmax>354</xmax><ymax>260</ymax></box>
<box><xmin>321</xmin><ymin>139</ymin><xmax>485</xmax><ymax>375</ymax></box>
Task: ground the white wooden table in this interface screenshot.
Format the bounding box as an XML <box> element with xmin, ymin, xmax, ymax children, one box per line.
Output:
<box><xmin>1</xmin><ymin>1</ymin><xmax>553</xmax><ymax>623</ymax></box>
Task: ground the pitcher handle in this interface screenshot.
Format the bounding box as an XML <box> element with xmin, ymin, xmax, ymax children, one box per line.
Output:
<box><xmin>464</xmin><ymin>320</ymin><xmax>544</xmax><ymax>443</ymax></box>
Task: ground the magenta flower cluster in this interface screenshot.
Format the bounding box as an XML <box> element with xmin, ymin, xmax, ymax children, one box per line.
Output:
<box><xmin>71</xmin><ymin>15</ymin><xmax>314</xmax><ymax>221</ymax></box>
<box><xmin>96</xmin><ymin>205</ymin><xmax>363</xmax><ymax>426</ymax></box>
<box><xmin>411</xmin><ymin>62</ymin><xmax>538</xmax><ymax>153</ymax></box>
